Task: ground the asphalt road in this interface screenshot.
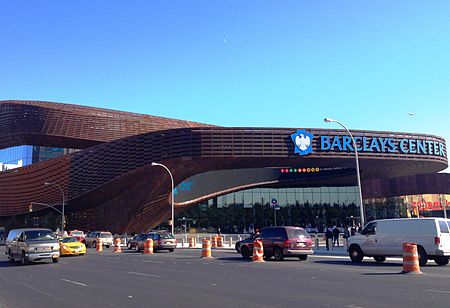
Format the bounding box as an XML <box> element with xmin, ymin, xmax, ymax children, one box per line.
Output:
<box><xmin>0</xmin><ymin>246</ymin><xmax>449</xmax><ymax>308</ymax></box>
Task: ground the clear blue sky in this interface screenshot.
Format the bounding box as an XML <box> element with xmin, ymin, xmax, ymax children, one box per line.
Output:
<box><xmin>1</xmin><ymin>1</ymin><xmax>449</xmax><ymax>169</ymax></box>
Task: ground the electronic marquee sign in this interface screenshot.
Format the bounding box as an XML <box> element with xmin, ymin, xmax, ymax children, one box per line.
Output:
<box><xmin>291</xmin><ymin>130</ymin><xmax>447</xmax><ymax>158</ymax></box>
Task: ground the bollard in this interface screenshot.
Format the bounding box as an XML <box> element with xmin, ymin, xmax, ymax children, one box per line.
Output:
<box><xmin>144</xmin><ymin>238</ymin><xmax>154</xmax><ymax>254</ymax></box>
<box><xmin>315</xmin><ymin>236</ymin><xmax>320</xmax><ymax>250</ymax></box>
<box><xmin>401</xmin><ymin>242</ymin><xmax>422</xmax><ymax>274</ymax></box>
<box><xmin>113</xmin><ymin>238</ymin><xmax>122</xmax><ymax>253</ymax></box>
<box><xmin>217</xmin><ymin>235</ymin><xmax>223</xmax><ymax>247</ymax></box>
<box><xmin>201</xmin><ymin>239</ymin><xmax>213</xmax><ymax>258</ymax></box>
<box><xmin>211</xmin><ymin>236</ymin><xmax>218</xmax><ymax>248</ymax></box>
<box><xmin>96</xmin><ymin>238</ymin><xmax>103</xmax><ymax>252</ymax></box>
<box><xmin>229</xmin><ymin>236</ymin><xmax>233</xmax><ymax>248</ymax></box>
<box><xmin>181</xmin><ymin>237</ymin><xmax>185</xmax><ymax>248</ymax></box>
<box><xmin>252</xmin><ymin>240</ymin><xmax>264</xmax><ymax>262</ymax></box>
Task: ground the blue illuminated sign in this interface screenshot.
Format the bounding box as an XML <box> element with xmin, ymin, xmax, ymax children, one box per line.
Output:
<box><xmin>290</xmin><ymin>131</ymin><xmax>446</xmax><ymax>158</ymax></box>
<box><xmin>320</xmin><ymin>136</ymin><xmax>446</xmax><ymax>157</ymax></box>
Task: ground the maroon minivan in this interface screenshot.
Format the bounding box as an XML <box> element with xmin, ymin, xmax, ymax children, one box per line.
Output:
<box><xmin>239</xmin><ymin>226</ymin><xmax>313</xmax><ymax>261</ymax></box>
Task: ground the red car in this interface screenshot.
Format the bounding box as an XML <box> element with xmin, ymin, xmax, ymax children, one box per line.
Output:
<box><xmin>239</xmin><ymin>226</ymin><xmax>313</xmax><ymax>261</ymax></box>
<box><xmin>69</xmin><ymin>230</ymin><xmax>85</xmax><ymax>243</ymax></box>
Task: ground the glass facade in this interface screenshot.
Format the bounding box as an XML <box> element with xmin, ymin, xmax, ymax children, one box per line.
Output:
<box><xmin>0</xmin><ymin>145</ymin><xmax>79</xmax><ymax>172</ymax></box>
<box><xmin>176</xmin><ymin>186</ymin><xmax>450</xmax><ymax>234</ymax></box>
<box><xmin>177</xmin><ymin>186</ymin><xmax>360</xmax><ymax>233</ymax></box>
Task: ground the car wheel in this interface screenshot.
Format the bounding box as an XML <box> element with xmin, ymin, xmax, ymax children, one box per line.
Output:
<box><xmin>105</xmin><ymin>245</ymin><xmax>110</xmax><ymax>248</ymax></box>
<box><xmin>273</xmin><ymin>247</ymin><xmax>284</xmax><ymax>261</ymax></box>
<box><xmin>92</xmin><ymin>241</ymin><xmax>97</xmax><ymax>248</ymax></box>
<box><xmin>235</xmin><ymin>243</ymin><xmax>240</xmax><ymax>253</ymax></box>
<box><xmin>21</xmin><ymin>252</ymin><xmax>29</xmax><ymax>265</ymax></box>
<box><xmin>136</xmin><ymin>245</ymin><xmax>141</xmax><ymax>252</ymax></box>
<box><xmin>373</xmin><ymin>256</ymin><xmax>386</xmax><ymax>263</ymax></box>
<box><xmin>417</xmin><ymin>246</ymin><xmax>428</xmax><ymax>267</ymax></box>
<box><xmin>52</xmin><ymin>258</ymin><xmax>59</xmax><ymax>263</ymax></box>
<box><xmin>298</xmin><ymin>255</ymin><xmax>308</xmax><ymax>261</ymax></box>
<box><xmin>241</xmin><ymin>246</ymin><xmax>251</xmax><ymax>260</ymax></box>
<box><xmin>128</xmin><ymin>242</ymin><xmax>132</xmax><ymax>250</ymax></box>
<box><xmin>349</xmin><ymin>245</ymin><xmax>364</xmax><ymax>262</ymax></box>
<box><xmin>169</xmin><ymin>249</ymin><xmax>174</xmax><ymax>252</ymax></box>
<box><xmin>434</xmin><ymin>257</ymin><xmax>449</xmax><ymax>266</ymax></box>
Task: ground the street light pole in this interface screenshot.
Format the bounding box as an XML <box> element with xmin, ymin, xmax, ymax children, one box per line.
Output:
<box><xmin>151</xmin><ymin>162</ymin><xmax>175</xmax><ymax>235</ymax></box>
<box><xmin>44</xmin><ymin>182</ymin><xmax>65</xmax><ymax>232</ymax></box>
<box><xmin>324</xmin><ymin>118</ymin><xmax>365</xmax><ymax>227</ymax></box>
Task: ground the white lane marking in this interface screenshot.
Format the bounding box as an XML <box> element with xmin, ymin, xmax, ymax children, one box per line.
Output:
<box><xmin>344</xmin><ymin>305</ymin><xmax>364</xmax><ymax>308</ymax></box>
<box><xmin>128</xmin><ymin>271</ymin><xmax>162</xmax><ymax>278</ymax></box>
<box><xmin>61</xmin><ymin>278</ymin><xmax>88</xmax><ymax>287</ymax></box>
<box><xmin>211</xmin><ymin>284</ymin><xmax>217</xmax><ymax>286</ymax></box>
<box><xmin>425</xmin><ymin>289</ymin><xmax>450</xmax><ymax>294</ymax></box>
<box><xmin>142</xmin><ymin>260</ymin><xmax>165</xmax><ymax>264</ymax></box>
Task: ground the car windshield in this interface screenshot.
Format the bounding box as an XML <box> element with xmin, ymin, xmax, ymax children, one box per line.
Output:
<box><xmin>100</xmin><ymin>233</ymin><xmax>112</xmax><ymax>238</ymax></box>
<box><xmin>71</xmin><ymin>231</ymin><xmax>83</xmax><ymax>236</ymax></box>
<box><xmin>287</xmin><ymin>228</ymin><xmax>310</xmax><ymax>239</ymax></box>
<box><xmin>159</xmin><ymin>233</ymin><xmax>175</xmax><ymax>239</ymax></box>
<box><xmin>24</xmin><ymin>230</ymin><xmax>56</xmax><ymax>241</ymax></box>
<box><xmin>61</xmin><ymin>237</ymin><xmax>78</xmax><ymax>243</ymax></box>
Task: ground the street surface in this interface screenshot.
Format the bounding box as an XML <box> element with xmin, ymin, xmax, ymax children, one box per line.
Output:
<box><xmin>0</xmin><ymin>246</ymin><xmax>449</xmax><ymax>308</ymax></box>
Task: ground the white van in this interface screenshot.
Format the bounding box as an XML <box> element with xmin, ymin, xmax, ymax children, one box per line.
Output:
<box><xmin>347</xmin><ymin>218</ymin><xmax>450</xmax><ymax>266</ymax></box>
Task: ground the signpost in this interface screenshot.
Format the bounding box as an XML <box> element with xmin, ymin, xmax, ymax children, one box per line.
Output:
<box><xmin>271</xmin><ymin>198</ymin><xmax>280</xmax><ymax>226</ymax></box>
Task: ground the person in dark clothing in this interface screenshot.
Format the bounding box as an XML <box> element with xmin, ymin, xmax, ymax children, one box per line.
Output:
<box><xmin>325</xmin><ymin>227</ymin><xmax>333</xmax><ymax>251</ymax></box>
<box><xmin>332</xmin><ymin>226</ymin><xmax>340</xmax><ymax>247</ymax></box>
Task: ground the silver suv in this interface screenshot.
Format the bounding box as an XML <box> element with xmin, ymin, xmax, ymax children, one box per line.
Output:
<box><xmin>5</xmin><ymin>228</ymin><xmax>60</xmax><ymax>265</ymax></box>
<box><xmin>85</xmin><ymin>231</ymin><xmax>113</xmax><ymax>248</ymax></box>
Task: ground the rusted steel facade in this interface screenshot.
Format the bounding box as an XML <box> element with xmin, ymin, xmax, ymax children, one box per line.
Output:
<box><xmin>0</xmin><ymin>100</ymin><xmax>448</xmax><ymax>233</ymax></box>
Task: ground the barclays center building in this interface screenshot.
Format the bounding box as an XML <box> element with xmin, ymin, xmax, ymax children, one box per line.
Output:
<box><xmin>0</xmin><ymin>100</ymin><xmax>449</xmax><ymax>234</ymax></box>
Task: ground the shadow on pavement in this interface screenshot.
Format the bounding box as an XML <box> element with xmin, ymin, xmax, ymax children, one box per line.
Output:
<box><xmin>0</xmin><ymin>260</ymin><xmax>56</xmax><ymax>268</ymax></box>
<box><xmin>313</xmin><ymin>260</ymin><xmax>401</xmax><ymax>268</ymax></box>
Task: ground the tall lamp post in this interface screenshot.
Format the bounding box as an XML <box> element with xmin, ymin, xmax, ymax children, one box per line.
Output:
<box><xmin>151</xmin><ymin>162</ymin><xmax>175</xmax><ymax>235</ymax></box>
<box><xmin>324</xmin><ymin>118</ymin><xmax>365</xmax><ymax>227</ymax></box>
<box><xmin>44</xmin><ymin>182</ymin><xmax>65</xmax><ymax>232</ymax></box>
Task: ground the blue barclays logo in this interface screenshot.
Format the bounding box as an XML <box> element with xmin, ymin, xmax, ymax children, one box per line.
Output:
<box><xmin>291</xmin><ymin>130</ymin><xmax>314</xmax><ymax>156</ymax></box>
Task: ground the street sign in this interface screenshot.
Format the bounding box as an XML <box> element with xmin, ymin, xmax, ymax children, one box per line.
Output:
<box><xmin>271</xmin><ymin>198</ymin><xmax>278</xmax><ymax>207</ymax></box>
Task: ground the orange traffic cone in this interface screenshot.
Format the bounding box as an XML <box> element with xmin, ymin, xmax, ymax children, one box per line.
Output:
<box><xmin>401</xmin><ymin>242</ymin><xmax>422</xmax><ymax>274</ymax></box>
<box><xmin>211</xmin><ymin>236</ymin><xmax>217</xmax><ymax>248</ymax></box>
<box><xmin>144</xmin><ymin>238</ymin><xmax>154</xmax><ymax>254</ymax></box>
<box><xmin>201</xmin><ymin>239</ymin><xmax>213</xmax><ymax>258</ymax></box>
<box><xmin>189</xmin><ymin>237</ymin><xmax>195</xmax><ymax>248</ymax></box>
<box><xmin>96</xmin><ymin>238</ymin><xmax>103</xmax><ymax>252</ymax></box>
<box><xmin>252</xmin><ymin>240</ymin><xmax>264</xmax><ymax>262</ymax></box>
<box><xmin>113</xmin><ymin>238</ymin><xmax>122</xmax><ymax>253</ymax></box>
<box><xmin>217</xmin><ymin>235</ymin><xmax>224</xmax><ymax>247</ymax></box>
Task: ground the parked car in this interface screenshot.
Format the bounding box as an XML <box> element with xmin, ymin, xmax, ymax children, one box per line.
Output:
<box><xmin>136</xmin><ymin>232</ymin><xmax>177</xmax><ymax>252</ymax></box>
<box><xmin>347</xmin><ymin>218</ymin><xmax>450</xmax><ymax>266</ymax></box>
<box><xmin>59</xmin><ymin>236</ymin><xmax>86</xmax><ymax>256</ymax></box>
<box><xmin>239</xmin><ymin>226</ymin><xmax>313</xmax><ymax>261</ymax></box>
<box><xmin>5</xmin><ymin>228</ymin><xmax>60</xmax><ymax>265</ymax></box>
<box><xmin>85</xmin><ymin>231</ymin><xmax>114</xmax><ymax>248</ymax></box>
<box><xmin>128</xmin><ymin>234</ymin><xmax>144</xmax><ymax>250</ymax></box>
<box><xmin>69</xmin><ymin>230</ymin><xmax>86</xmax><ymax>243</ymax></box>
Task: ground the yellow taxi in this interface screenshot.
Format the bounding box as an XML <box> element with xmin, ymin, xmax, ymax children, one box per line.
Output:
<box><xmin>59</xmin><ymin>236</ymin><xmax>86</xmax><ymax>256</ymax></box>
